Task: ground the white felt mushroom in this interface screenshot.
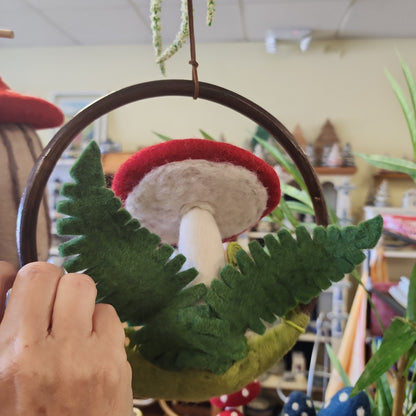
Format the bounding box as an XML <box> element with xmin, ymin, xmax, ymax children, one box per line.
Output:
<box><xmin>112</xmin><ymin>138</ymin><xmax>281</xmax><ymax>286</ymax></box>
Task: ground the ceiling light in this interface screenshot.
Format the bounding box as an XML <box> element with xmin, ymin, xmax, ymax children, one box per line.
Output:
<box><xmin>265</xmin><ymin>29</ymin><xmax>312</xmax><ymax>53</ymax></box>
<box><xmin>299</xmin><ymin>35</ymin><xmax>312</xmax><ymax>52</ymax></box>
<box><xmin>265</xmin><ymin>31</ymin><xmax>277</xmax><ymax>53</ymax></box>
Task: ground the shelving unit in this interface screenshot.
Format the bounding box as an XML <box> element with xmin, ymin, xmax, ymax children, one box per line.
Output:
<box><xmin>364</xmin><ymin>205</ymin><xmax>416</xmax><ymax>279</ymax></box>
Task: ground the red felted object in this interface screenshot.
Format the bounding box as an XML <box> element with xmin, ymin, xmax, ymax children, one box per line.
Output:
<box><xmin>112</xmin><ymin>138</ymin><xmax>281</xmax><ymax>244</ymax></box>
<box><xmin>112</xmin><ymin>138</ymin><xmax>280</xmax><ymax>213</ymax></box>
<box><xmin>210</xmin><ymin>381</ymin><xmax>261</xmax><ymax>408</ymax></box>
<box><xmin>0</xmin><ymin>78</ymin><xmax>64</xmax><ymax>129</ymax></box>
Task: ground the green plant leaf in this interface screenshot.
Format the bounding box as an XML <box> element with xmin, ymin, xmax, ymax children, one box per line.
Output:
<box><xmin>375</xmin><ymin>372</ymin><xmax>393</xmax><ymax>416</ymax></box>
<box><xmin>385</xmin><ymin>68</ymin><xmax>416</xmax><ymax>157</ymax></box>
<box><xmin>328</xmin><ymin>207</ymin><xmax>340</xmax><ymax>226</ymax></box>
<box><xmin>152</xmin><ymin>131</ymin><xmax>173</xmax><ymax>141</ymax></box>
<box><xmin>281</xmin><ymin>183</ymin><xmax>313</xmax><ymax>208</ymax></box>
<box><xmin>253</xmin><ymin>136</ymin><xmax>306</xmax><ymax>191</ymax></box>
<box><xmin>404</xmin><ymin>345</ymin><xmax>416</xmax><ymax>377</ymax></box>
<box><xmin>400</xmin><ymin>56</ymin><xmax>416</xmax><ymax>120</ymax></box>
<box><xmin>198</xmin><ymin>129</ymin><xmax>216</xmax><ymax>141</ymax></box>
<box><xmin>407</xmin><ymin>263</ymin><xmax>416</xmax><ymax>324</ymax></box>
<box><xmin>326</xmin><ymin>343</ymin><xmax>351</xmax><ymax>387</ymax></box>
<box><xmin>270</xmin><ymin>206</ymin><xmax>285</xmax><ymax>222</ymax></box>
<box><xmin>286</xmin><ymin>201</ymin><xmax>315</xmax><ymax>216</ymax></box>
<box><xmin>410</xmin><ymin>353</ymin><xmax>416</xmax><ymax>410</ymax></box>
<box><xmin>354</xmin><ymin>153</ymin><xmax>416</xmax><ymax>180</ymax></box>
<box><xmin>352</xmin><ymin>318</ymin><xmax>416</xmax><ymax>396</ymax></box>
<box><xmin>279</xmin><ymin>197</ymin><xmax>300</xmax><ymax>228</ymax></box>
<box><xmin>371</xmin><ymin>339</ymin><xmax>393</xmax><ymax>416</ymax></box>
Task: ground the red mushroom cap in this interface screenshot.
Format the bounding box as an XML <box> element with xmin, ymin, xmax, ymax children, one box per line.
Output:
<box><xmin>209</xmin><ymin>381</ymin><xmax>261</xmax><ymax>408</ymax></box>
<box><xmin>0</xmin><ymin>78</ymin><xmax>64</xmax><ymax>129</ymax></box>
<box><xmin>112</xmin><ymin>139</ymin><xmax>280</xmax><ymax>244</ymax></box>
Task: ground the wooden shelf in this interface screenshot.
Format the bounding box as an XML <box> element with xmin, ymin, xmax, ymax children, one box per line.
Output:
<box><xmin>375</xmin><ymin>170</ymin><xmax>412</xmax><ymax>180</ymax></box>
<box><xmin>101</xmin><ymin>152</ymin><xmax>134</xmax><ymax>175</ymax></box>
<box><xmin>56</xmin><ymin>152</ymin><xmax>135</xmax><ymax>175</ymax></box>
<box><xmin>314</xmin><ymin>166</ymin><xmax>357</xmax><ymax>175</ymax></box>
<box><xmin>262</xmin><ymin>373</ymin><xmax>308</xmax><ymax>391</ymax></box>
<box><xmin>384</xmin><ymin>249</ymin><xmax>416</xmax><ymax>259</ymax></box>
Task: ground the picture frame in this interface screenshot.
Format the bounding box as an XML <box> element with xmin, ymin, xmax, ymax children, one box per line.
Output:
<box><xmin>53</xmin><ymin>92</ymin><xmax>107</xmax><ymax>158</ymax></box>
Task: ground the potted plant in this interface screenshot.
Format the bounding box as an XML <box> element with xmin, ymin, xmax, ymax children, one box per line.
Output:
<box><xmin>350</xmin><ymin>57</ymin><xmax>416</xmax><ymax>416</ymax></box>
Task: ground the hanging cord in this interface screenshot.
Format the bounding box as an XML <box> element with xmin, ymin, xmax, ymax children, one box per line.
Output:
<box><xmin>187</xmin><ymin>0</ymin><xmax>199</xmax><ymax>99</ymax></box>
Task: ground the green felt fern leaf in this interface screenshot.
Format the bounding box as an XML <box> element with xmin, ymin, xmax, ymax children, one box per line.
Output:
<box><xmin>57</xmin><ymin>141</ymin><xmax>199</xmax><ymax>324</ymax></box>
<box><xmin>205</xmin><ymin>216</ymin><xmax>383</xmax><ymax>335</ymax></box>
<box><xmin>131</xmin><ymin>284</ymin><xmax>247</xmax><ymax>373</ymax></box>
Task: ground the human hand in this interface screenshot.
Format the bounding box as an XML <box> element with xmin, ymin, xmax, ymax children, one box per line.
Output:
<box><xmin>0</xmin><ymin>261</ymin><xmax>133</xmax><ymax>416</ymax></box>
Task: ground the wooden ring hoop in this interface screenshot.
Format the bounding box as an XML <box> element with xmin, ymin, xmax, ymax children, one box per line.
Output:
<box><xmin>17</xmin><ymin>79</ymin><xmax>328</xmax><ymax>267</ymax></box>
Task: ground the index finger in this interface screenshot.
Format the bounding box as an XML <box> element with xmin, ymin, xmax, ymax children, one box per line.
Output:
<box><xmin>49</xmin><ymin>273</ymin><xmax>97</xmax><ymax>339</ymax></box>
<box><xmin>1</xmin><ymin>262</ymin><xmax>64</xmax><ymax>339</ymax></box>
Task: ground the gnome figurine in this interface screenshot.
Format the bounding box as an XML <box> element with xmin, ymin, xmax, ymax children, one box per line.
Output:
<box><xmin>0</xmin><ymin>78</ymin><xmax>64</xmax><ymax>268</ymax></box>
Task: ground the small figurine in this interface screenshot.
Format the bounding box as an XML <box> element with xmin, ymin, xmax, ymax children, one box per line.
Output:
<box><xmin>341</xmin><ymin>143</ymin><xmax>355</xmax><ymax>167</ymax></box>
<box><xmin>374</xmin><ymin>180</ymin><xmax>390</xmax><ymax>207</ymax></box>
<box><xmin>327</xmin><ymin>143</ymin><xmax>342</xmax><ymax>167</ymax></box>
<box><xmin>402</xmin><ymin>188</ymin><xmax>416</xmax><ymax>208</ymax></box>
<box><xmin>321</xmin><ymin>144</ymin><xmax>332</xmax><ymax>166</ymax></box>
<box><xmin>305</xmin><ymin>143</ymin><xmax>316</xmax><ymax>166</ymax></box>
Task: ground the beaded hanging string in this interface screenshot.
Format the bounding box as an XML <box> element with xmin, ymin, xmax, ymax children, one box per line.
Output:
<box><xmin>150</xmin><ymin>0</ymin><xmax>215</xmax><ymax>75</ymax></box>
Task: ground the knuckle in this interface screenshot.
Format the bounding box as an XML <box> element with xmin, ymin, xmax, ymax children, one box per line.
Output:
<box><xmin>18</xmin><ymin>262</ymin><xmax>61</xmax><ymax>283</ymax></box>
<box><xmin>61</xmin><ymin>273</ymin><xmax>97</xmax><ymax>295</ymax></box>
<box><xmin>95</xmin><ymin>302</ymin><xmax>117</xmax><ymax>316</ymax></box>
<box><xmin>20</xmin><ymin>261</ymin><xmax>60</xmax><ymax>275</ymax></box>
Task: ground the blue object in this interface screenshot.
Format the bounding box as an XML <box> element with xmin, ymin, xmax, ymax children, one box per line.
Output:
<box><xmin>282</xmin><ymin>387</ymin><xmax>370</xmax><ymax>416</ymax></box>
<box><xmin>319</xmin><ymin>387</ymin><xmax>370</xmax><ymax>416</ymax></box>
<box><xmin>282</xmin><ymin>391</ymin><xmax>316</xmax><ymax>416</ymax></box>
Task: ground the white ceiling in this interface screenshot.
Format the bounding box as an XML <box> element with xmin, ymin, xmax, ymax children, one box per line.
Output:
<box><xmin>1</xmin><ymin>0</ymin><xmax>416</xmax><ymax>49</ymax></box>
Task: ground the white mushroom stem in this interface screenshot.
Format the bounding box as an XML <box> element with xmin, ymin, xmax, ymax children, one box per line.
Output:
<box><xmin>178</xmin><ymin>206</ymin><xmax>226</xmax><ymax>287</ymax></box>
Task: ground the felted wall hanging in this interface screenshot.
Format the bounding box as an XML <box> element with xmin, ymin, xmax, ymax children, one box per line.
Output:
<box><xmin>16</xmin><ymin>81</ymin><xmax>383</xmax><ymax>403</ymax></box>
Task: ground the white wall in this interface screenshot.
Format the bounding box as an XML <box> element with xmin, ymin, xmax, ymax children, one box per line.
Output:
<box><xmin>1</xmin><ymin>38</ymin><xmax>416</xmax><ymax>220</ymax></box>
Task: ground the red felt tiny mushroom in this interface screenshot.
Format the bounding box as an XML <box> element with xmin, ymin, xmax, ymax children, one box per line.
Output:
<box><xmin>210</xmin><ymin>381</ymin><xmax>261</xmax><ymax>408</ymax></box>
<box><xmin>112</xmin><ymin>138</ymin><xmax>281</xmax><ymax>286</ymax></box>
